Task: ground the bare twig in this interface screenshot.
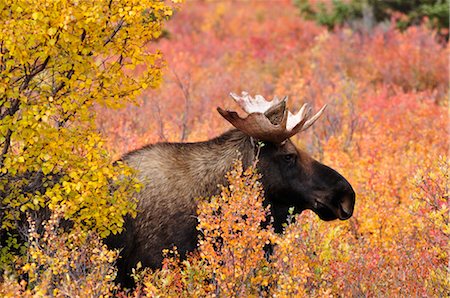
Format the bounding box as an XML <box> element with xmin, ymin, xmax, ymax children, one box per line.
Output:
<box><xmin>152</xmin><ymin>100</ymin><xmax>167</xmax><ymax>141</ymax></box>
<box><xmin>171</xmin><ymin>69</ymin><xmax>191</xmax><ymax>141</ymax></box>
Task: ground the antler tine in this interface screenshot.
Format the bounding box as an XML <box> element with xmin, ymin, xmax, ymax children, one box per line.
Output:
<box><xmin>286</xmin><ymin>103</ymin><xmax>327</xmax><ymax>133</ymax></box>
<box><xmin>301</xmin><ymin>104</ymin><xmax>327</xmax><ymax>131</ymax></box>
<box><xmin>286</xmin><ymin>103</ymin><xmax>311</xmax><ymax>131</ymax></box>
<box><xmin>273</xmin><ymin>95</ymin><xmax>288</xmax><ymax>103</ymax></box>
<box><xmin>229</xmin><ymin>91</ymin><xmax>283</xmax><ymax>114</ymax></box>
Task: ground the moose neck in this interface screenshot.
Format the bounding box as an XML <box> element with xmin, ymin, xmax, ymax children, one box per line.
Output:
<box><xmin>183</xmin><ymin>129</ymin><xmax>255</xmax><ymax>198</ymax></box>
<box><xmin>203</xmin><ymin>131</ymin><xmax>293</xmax><ymax>233</ymax></box>
<box><xmin>208</xmin><ymin>129</ymin><xmax>255</xmax><ymax>164</ymax></box>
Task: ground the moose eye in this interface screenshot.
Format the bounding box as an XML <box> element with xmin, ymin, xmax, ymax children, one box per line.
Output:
<box><xmin>283</xmin><ymin>154</ymin><xmax>296</xmax><ymax>163</ymax></box>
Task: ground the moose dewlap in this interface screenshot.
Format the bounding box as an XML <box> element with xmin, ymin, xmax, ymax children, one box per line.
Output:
<box><xmin>105</xmin><ymin>92</ymin><xmax>356</xmax><ymax>287</ymax></box>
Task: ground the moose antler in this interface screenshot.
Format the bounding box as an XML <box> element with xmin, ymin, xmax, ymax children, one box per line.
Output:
<box><xmin>217</xmin><ymin>91</ymin><xmax>326</xmax><ymax>143</ymax></box>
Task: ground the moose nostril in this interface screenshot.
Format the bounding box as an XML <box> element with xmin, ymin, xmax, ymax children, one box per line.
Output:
<box><xmin>339</xmin><ymin>195</ymin><xmax>354</xmax><ymax>219</ymax></box>
<box><xmin>340</xmin><ymin>204</ymin><xmax>352</xmax><ymax>217</ymax></box>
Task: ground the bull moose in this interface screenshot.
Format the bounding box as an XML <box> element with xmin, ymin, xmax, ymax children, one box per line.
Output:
<box><xmin>106</xmin><ymin>92</ymin><xmax>356</xmax><ymax>287</ymax></box>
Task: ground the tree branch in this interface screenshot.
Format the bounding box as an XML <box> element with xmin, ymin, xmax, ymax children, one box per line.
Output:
<box><xmin>0</xmin><ymin>56</ymin><xmax>50</xmax><ymax>166</ymax></box>
<box><xmin>53</xmin><ymin>67</ymin><xmax>75</xmax><ymax>96</ymax></box>
<box><xmin>0</xmin><ymin>129</ymin><xmax>13</xmax><ymax>167</ymax></box>
<box><xmin>104</xmin><ymin>19</ymin><xmax>125</xmax><ymax>46</ymax></box>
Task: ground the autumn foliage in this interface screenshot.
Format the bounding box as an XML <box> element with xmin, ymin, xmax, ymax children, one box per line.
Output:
<box><xmin>0</xmin><ymin>0</ymin><xmax>178</xmax><ymax>283</ymax></box>
<box><xmin>1</xmin><ymin>0</ymin><xmax>449</xmax><ymax>297</ymax></box>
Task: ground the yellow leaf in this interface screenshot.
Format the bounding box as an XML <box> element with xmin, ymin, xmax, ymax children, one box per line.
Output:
<box><xmin>47</xmin><ymin>27</ymin><xmax>57</xmax><ymax>36</ymax></box>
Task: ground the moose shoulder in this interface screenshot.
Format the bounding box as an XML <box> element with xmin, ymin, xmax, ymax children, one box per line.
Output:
<box><xmin>105</xmin><ymin>92</ymin><xmax>356</xmax><ymax>287</ymax></box>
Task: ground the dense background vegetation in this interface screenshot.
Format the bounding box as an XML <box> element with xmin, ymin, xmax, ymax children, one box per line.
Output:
<box><xmin>1</xmin><ymin>0</ymin><xmax>448</xmax><ymax>296</ymax></box>
<box><xmin>294</xmin><ymin>0</ymin><xmax>449</xmax><ymax>39</ymax></box>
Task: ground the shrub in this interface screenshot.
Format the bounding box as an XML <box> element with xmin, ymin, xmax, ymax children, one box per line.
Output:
<box><xmin>142</xmin><ymin>161</ymin><xmax>275</xmax><ymax>297</ymax></box>
<box><xmin>0</xmin><ymin>0</ymin><xmax>179</xmax><ymax>274</ymax></box>
<box><xmin>1</xmin><ymin>209</ymin><xmax>118</xmax><ymax>297</ymax></box>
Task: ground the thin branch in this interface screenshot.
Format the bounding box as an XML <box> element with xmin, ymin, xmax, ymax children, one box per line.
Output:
<box><xmin>0</xmin><ymin>129</ymin><xmax>13</xmax><ymax>166</ymax></box>
<box><xmin>152</xmin><ymin>100</ymin><xmax>166</xmax><ymax>141</ymax></box>
<box><xmin>104</xmin><ymin>19</ymin><xmax>125</xmax><ymax>46</ymax></box>
<box><xmin>27</xmin><ymin>56</ymin><xmax>50</xmax><ymax>82</ymax></box>
<box><xmin>0</xmin><ymin>57</ymin><xmax>50</xmax><ymax>120</ymax></box>
<box><xmin>171</xmin><ymin>69</ymin><xmax>191</xmax><ymax>142</ymax></box>
<box><xmin>17</xmin><ymin>56</ymin><xmax>51</xmax><ymax>93</ymax></box>
<box><xmin>80</xmin><ymin>29</ymin><xmax>86</xmax><ymax>42</ymax></box>
<box><xmin>53</xmin><ymin>67</ymin><xmax>75</xmax><ymax>96</ymax></box>
<box><xmin>0</xmin><ymin>98</ymin><xmax>19</xmax><ymax>120</ymax></box>
<box><xmin>0</xmin><ymin>56</ymin><xmax>50</xmax><ymax>167</ymax></box>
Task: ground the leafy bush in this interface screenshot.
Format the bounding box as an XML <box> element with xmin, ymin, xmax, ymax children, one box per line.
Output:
<box><xmin>1</xmin><ymin>209</ymin><xmax>118</xmax><ymax>297</ymax></box>
<box><xmin>0</xmin><ymin>0</ymin><xmax>178</xmax><ymax>274</ymax></box>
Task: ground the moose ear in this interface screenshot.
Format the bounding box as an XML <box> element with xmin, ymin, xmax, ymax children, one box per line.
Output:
<box><xmin>264</xmin><ymin>98</ymin><xmax>287</xmax><ymax>125</ymax></box>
